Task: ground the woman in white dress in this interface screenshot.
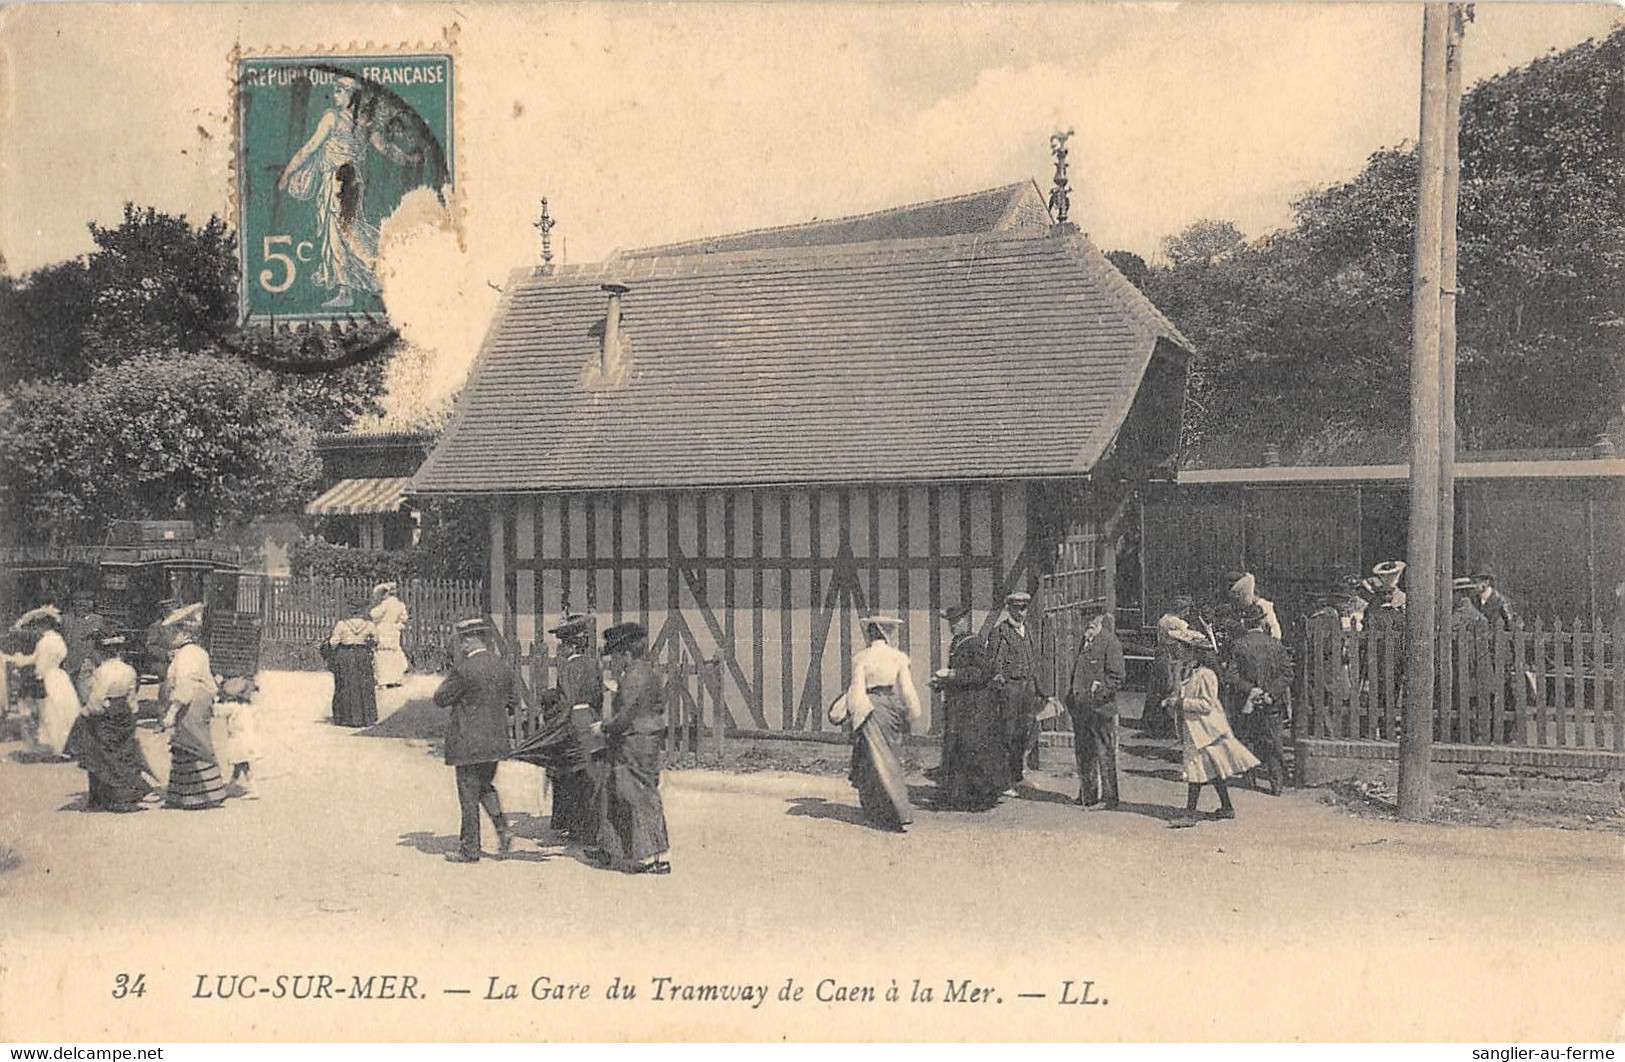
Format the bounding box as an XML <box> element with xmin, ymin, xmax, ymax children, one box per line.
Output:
<box><xmin>368</xmin><ymin>582</ymin><xmax>409</xmax><ymax>688</ymax></box>
<box><xmin>8</xmin><ymin>606</ymin><xmax>81</xmax><ymax>758</ymax></box>
<box><xmin>1164</xmin><ymin>625</ymin><xmax>1260</xmax><ymax>824</ymax></box>
<box><xmin>828</xmin><ymin>616</ymin><xmax>922</xmax><ymax>831</ymax></box>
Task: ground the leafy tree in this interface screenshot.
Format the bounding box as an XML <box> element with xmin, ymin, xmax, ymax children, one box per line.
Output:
<box><xmin>1160</xmin><ymin>219</ymin><xmax>1245</xmax><ymax>267</ymax></box>
<box><xmin>0</xmin><ymin>354</ymin><xmax>320</xmax><ymax>541</ymax></box>
<box><xmin>1144</xmin><ymin>28</ymin><xmax>1625</xmax><ymax>461</ymax></box>
<box><xmin>1106</xmin><ymin>250</ymin><xmax>1149</xmax><ymax>290</ymax></box>
<box><xmin>0</xmin><ymin>262</ymin><xmax>93</xmax><ymax>386</ymax></box>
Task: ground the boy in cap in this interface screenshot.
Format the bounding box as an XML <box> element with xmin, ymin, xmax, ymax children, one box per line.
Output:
<box><xmin>432</xmin><ymin>617</ymin><xmax>517</xmax><ymax>862</ymax></box>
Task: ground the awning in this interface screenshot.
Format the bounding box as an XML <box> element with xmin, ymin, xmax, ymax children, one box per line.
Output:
<box><xmin>304</xmin><ymin>477</ymin><xmax>413</xmax><ymax>516</ymax></box>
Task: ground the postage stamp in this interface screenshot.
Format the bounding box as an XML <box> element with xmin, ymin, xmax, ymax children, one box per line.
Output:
<box><xmin>235</xmin><ymin>52</ymin><xmax>454</xmax><ymax>324</ymax></box>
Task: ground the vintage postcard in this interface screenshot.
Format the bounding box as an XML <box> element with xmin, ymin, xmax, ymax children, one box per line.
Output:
<box><xmin>1</xmin><ymin>1</ymin><xmax>1621</xmax><ymax>1046</ymax></box>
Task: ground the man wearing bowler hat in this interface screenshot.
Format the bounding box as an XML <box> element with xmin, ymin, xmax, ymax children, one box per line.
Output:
<box><xmin>433</xmin><ymin>616</ymin><xmax>516</xmax><ymax>862</ymax></box>
<box><xmin>987</xmin><ymin>590</ymin><xmax>1048</xmax><ymax>791</ymax></box>
<box><xmin>1065</xmin><ymin>605</ymin><xmax>1126</xmax><ymax>810</ymax></box>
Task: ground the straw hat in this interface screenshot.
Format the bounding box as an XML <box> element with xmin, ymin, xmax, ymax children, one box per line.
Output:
<box><xmin>11</xmin><ymin>604</ymin><xmax>62</xmax><ymax>631</ymax></box>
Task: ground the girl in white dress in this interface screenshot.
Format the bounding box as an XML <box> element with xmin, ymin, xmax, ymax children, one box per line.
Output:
<box><xmin>1165</xmin><ymin>625</ymin><xmax>1260</xmax><ymax>824</ymax></box>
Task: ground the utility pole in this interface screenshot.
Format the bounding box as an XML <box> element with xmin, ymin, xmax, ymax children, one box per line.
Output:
<box><xmin>1434</xmin><ymin>4</ymin><xmax>1468</xmax><ymax>725</ymax></box>
<box><xmin>1399</xmin><ymin>3</ymin><xmax>1451</xmax><ymax>821</ymax></box>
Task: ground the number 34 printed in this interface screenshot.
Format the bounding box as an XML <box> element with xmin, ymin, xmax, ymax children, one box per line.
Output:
<box><xmin>259</xmin><ymin>235</ymin><xmax>315</xmax><ymax>294</ymax></box>
<box><xmin>112</xmin><ymin>973</ymin><xmax>147</xmax><ymax>999</ymax></box>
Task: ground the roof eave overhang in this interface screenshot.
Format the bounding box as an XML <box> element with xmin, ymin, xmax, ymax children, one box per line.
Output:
<box><xmin>409</xmin><ymin>469</ymin><xmax>1095</xmax><ymax>499</ymax></box>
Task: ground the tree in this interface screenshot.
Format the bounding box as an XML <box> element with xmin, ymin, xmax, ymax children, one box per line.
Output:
<box><xmin>0</xmin><ymin>262</ymin><xmax>94</xmax><ymax>386</ymax></box>
<box><xmin>0</xmin><ymin>354</ymin><xmax>320</xmax><ymax>541</ymax></box>
<box><xmin>1143</xmin><ymin>28</ymin><xmax>1625</xmax><ymax>461</ymax></box>
<box><xmin>1160</xmin><ymin>219</ymin><xmax>1245</xmax><ymax>267</ymax></box>
<box><xmin>1105</xmin><ymin>250</ymin><xmax>1149</xmax><ymax>291</ymax></box>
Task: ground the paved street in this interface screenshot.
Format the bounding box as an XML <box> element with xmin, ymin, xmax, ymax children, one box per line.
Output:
<box><xmin>2</xmin><ymin>671</ymin><xmax>1622</xmax><ymax>1042</ymax></box>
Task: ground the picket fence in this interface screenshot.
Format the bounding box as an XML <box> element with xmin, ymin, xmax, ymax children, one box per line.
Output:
<box><xmin>247</xmin><ymin>576</ymin><xmax>484</xmax><ymax>672</ymax></box>
<box><xmin>510</xmin><ymin>642</ymin><xmax>726</xmax><ymax>757</ymax></box>
<box><xmin>1300</xmin><ymin>613</ymin><xmax>1625</xmax><ymax>752</ymax></box>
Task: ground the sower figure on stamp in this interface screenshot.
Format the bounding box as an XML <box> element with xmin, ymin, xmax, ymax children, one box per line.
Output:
<box><xmin>584</xmin><ymin>623</ymin><xmax>670</xmax><ymax>875</ymax></box>
<box><xmin>547</xmin><ymin>614</ymin><xmax>604</xmax><ymax>843</ymax></box>
<box><xmin>1065</xmin><ymin>606</ymin><xmax>1126</xmax><ymax>810</ymax></box>
<box><xmin>1218</xmin><ymin>603</ymin><xmax>1294</xmax><ymax>796</ymax></box>
<box><xmin>987</xmin><ymin>591</ymin><xmax>1047</xmax><ymax>793</ymax></box>
<box><xmin>433</xmin><ymin>617</ymin><xmax>516</xmax><ymax>863</ymax></box>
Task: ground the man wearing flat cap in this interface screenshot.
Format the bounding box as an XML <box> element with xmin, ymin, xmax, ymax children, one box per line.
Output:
<box><xmin>986</xmin><ymin>590</ymin><xmax>1048</xmax><ymax>790</ymax></box>
<box><xmin>432</xmin><ymin>616</ymin><xmax>516</xmax><ymax>862</ymax></box>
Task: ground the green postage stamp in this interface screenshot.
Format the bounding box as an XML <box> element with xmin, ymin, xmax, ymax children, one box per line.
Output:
<box><xmin>235</xmin><ymin>53</ymin><xmax>454</xmax><ymax>323</ymax></box>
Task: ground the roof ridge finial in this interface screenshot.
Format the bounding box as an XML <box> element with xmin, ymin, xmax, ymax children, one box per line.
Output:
<box><xmin>534</xmin><ymin>197</ymin><xmax>556</xmax><ymax>271</ymax></box>
<box><xmin>1048</xmin><ymin>129</ymin><xmax>1076</xmax><ymax>231</ymax></box>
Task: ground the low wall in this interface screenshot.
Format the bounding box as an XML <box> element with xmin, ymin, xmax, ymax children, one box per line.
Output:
<box><xmin>1297</xmin><ymin>738</ymin><xmax>1625</xmax><ymax>809</ymax></box>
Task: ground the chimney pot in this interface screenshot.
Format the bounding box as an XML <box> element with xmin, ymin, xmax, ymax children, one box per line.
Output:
<box><xmin>600</xmin><ymin>283</ymin><xmax>630</xmax><ymax>382</ymax></box>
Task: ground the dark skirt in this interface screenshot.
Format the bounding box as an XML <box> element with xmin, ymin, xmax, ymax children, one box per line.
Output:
<box><xmin>598</xmin><ymin>734</ymin><xmax>668</xmax><ymax>861</ymax></box>
<box><xmin>937</xmin><ymin>689</ymin><xmax>1007</xmax><ymax>810</ymax></box>
<box><xmin>66</xmin><ymin>703</ymin><xmax>155</xmax><ymax>810</ymax></box>
<box><xmin>166</xmin><ymin>751</ymin><xmax>225</xmax><ymax>809</ymax></box>
<box><xmin>329</xmin><ymin>644</ymin><xmax>378</xmax><ymax>728</ymax></box>
<box><xmin>850</xmin><ymin>693</ymin><xmax>914</xmax><ymax>830</ymax></box>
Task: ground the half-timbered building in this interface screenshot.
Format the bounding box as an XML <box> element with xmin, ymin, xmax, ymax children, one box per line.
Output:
<box><xmin>412</xmin><ymin>183</ymin><xmax>1191</xmax><ymax>733</ymax></box>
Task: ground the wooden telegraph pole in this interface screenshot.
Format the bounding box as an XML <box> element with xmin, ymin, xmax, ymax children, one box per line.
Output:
<box><xmin>1399</xmin><ymin>4</ymin><xmax>1452</xmax><ymax>820</ymax></box>
<box><xmin>1434</xmin><ymin>5</ymin><xmax>1468</xmax><ymax>738</ymax></box>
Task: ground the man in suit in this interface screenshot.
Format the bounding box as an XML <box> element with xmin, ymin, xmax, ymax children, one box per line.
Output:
<box><xmin>987</xmin><ymin>590</ymin><xmax>1047</xmax><ymax>791</ymax></box>
<box><xmin>1065</xmin><ymin>607</ymin><xmax>1126</xmax><ymax>809</ymax></box>
<box><xmin>1474</xmin><ymin>569</ymin><xmax>1517</xmax><ymax>631</ymax></box>
<box><xmin>1219</xmin><ymin>603</ymin><xmax>1294</xmax><ymax>795</ymax></box>
<box><xmin>433</xmin><ymin>617</ymin><xmax>516</xmax><ymax>863</ymax></box>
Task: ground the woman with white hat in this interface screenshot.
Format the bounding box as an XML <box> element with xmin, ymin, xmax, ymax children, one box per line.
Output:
<box><xmin>1164</xmin><ymin>624</ymin><xmax>1259</xmax><ymax>824</ymax></box>
<box><xmin>829</xmin><ymin>615</ymin><xmax>922</xmax><ymax>831</ymax></box>
<box><xmin>8</xmin><ymin>605</ymin><xmax>81</xmax><ymax>758</ymax></box>
<box><xmin>159</xmin><ymin>603</ymin><xmax>227</xmax><ymax>810</ymax></box>
<box><xmin>368</xmin><ymin>582</ymin><xmax>410</xmax><ymax>688</ymax></box>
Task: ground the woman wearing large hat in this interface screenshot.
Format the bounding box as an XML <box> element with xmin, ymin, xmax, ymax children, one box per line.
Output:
<box><xmin>829</xmin><ymin>615</ymin><xmax>922</xmax><ymax>831</ymax></box>
<box><xmin>325</xmin><ymin>591</ymin><xmax>379</xmax><ymax>727</ymax></box>
<box><xmin>65</xmin><ymin>630</ymin><xmax>156</xmax><ymax>811</ymax></box>
<box><xmin>1163</xmin><ymin>623</ymin><xmax>1259</xmax><ymax>824</ymax></box>
<box><xmin>159</xmin><ymin>603</ymin><xmax>227</xmax><ymax>809</ymax></box>
<box><xmin>8</xmin><ymin>605</ymin><xmax>81</xmax><ymax>759</ymax></box>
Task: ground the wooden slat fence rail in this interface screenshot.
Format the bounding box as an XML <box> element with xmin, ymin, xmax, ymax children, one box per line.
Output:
<box><xmin>509</xmin><ymin>645</ymin><xmax>726</xmax><ymax>761</ymax></box>
<box><xmin>253</xmin><ymin>576</ymin><xmax>484</xmax><ymax>673</ymax></box>
<box><xmin>1299</xmin><ymin>614</ymin><xmax>1625</xmax><ymax>752</ymax></box>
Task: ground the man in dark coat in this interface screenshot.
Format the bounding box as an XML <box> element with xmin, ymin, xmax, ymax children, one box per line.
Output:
<box><xmin>1065</xmin><ymin>607</ymin><xmax>1126</xmax><ymax>809</ymax></box>
<box><xmin>987</xmin><ymin>590</ymin><xmax>1047</xmax><ymax>791</ymax></box>
<box><xmin>433</xmin><ymin>617</ymin><xmax>516</xmax><ymax>863</ymax></box>
<box><xmin>586</xmin><ymin>622</ymin><xmax>670</xmax><ymax>875</ymax></box>
<box><xmin>1473</xmin><ymin>569</ymin><xmax>1516</xmax><ymax>631</ymax></box>
<box><xmin>931</xmin><ymin>604</ymin><xmax>1005</xmax><ymax>810</ymax></box>
<box><xmin>548</xmin><ymin>614</ymin><xmax>603</xmax><ymax>841</ymax></box>
<box><xmin>1219</xmin><ymin>604</ymin><xmax>1294</xmax><ymax>795</ymax></box>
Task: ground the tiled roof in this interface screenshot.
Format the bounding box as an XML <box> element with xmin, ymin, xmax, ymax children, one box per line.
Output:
<box><xmin>414</xmin><ymin>227</ymin><xmax>1191</xmax><ymax>495</ymax></box>
<box><xmin>621</xmin><ymin>182</ymin><xmax>1051</xmax><ymax>258</ymax></box>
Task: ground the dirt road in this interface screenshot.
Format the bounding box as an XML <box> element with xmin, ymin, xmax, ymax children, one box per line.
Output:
<box><xmin>2</xmin><ymin>671</ymin><xmax>1621</xmax><ymax>1042</ymax></box>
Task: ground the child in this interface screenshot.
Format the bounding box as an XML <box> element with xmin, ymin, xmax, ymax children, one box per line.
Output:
<box><xmin>217</xmin><ymin>675</ymin><xmax>261</xmax><ymax>798</ymax></box>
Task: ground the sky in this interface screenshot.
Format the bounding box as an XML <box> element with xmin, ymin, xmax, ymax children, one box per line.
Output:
<box><xmin>1</xmin><ymin>1</ymin><xmax>1619</xmax><ymax>416</ymax></box>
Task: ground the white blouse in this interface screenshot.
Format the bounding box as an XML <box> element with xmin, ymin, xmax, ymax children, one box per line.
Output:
<box><xmin>832</xmin><ymin>641</ymin><xmax>923</xmax><ymax>730</ymax></box>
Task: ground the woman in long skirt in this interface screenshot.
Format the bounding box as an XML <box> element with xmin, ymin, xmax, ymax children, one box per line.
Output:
<box><xmin>1164</xmin><ymin>623</ymin><xmax>1259</xmax><ymax>824</ymax></box>
<box><xmin>325</xmin><ymin>602</ymin><xmax>378</xmax><ymax>727</ymax></box>
<box><xmin>66</xmin><ymin>630</ymin><xmax>155</xmax><ymax>811</ymax></box>
<box><xmin>160</xmin><ymin>604</ymin><xmax>227</xmax><ymax>810</ymax></box>
<box><xmin>368</xmin><ymin>582</ymin><xmax>410</xmax><ymax>688</ymax></box>
<box><xmin>932</xmin><ymin>605</ymin><xmax>1007</xmax><ymax>811</ymax></box>
<box><xmin>584</xmin><ymin>623</ymin><xmax>670</xmax><ymax>875</ymax></box>
<box><xmin>830</xmin><ymin>615</ymin><xmax>922</xmax><ymax>831</ymax></box>
<box><xmin>9</xmin><ymin>606</ymin><xmax>81</xmax><ymax>758</ymax></box>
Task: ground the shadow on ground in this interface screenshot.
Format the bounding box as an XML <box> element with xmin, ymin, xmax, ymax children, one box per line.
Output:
<box><xmin>783</xmin><ymin>795</ymin><xmax>902</xmax><ymax>832</ymax></box>
<box><xmin>396</xmin><ymin>830</ymin><xmax>556</xmax><ymax>864</ymax></box>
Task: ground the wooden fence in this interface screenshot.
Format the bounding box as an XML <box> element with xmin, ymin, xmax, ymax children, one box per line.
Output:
<box><xmin>510</xmin><ymin>643</ymin><xmax>726</xmax><ymax>759</ymax></box>
<box><xmin>1300</xmin><ymin>613</ymin><xmax>1625</xmax><ymax>751</ymax></box>
<box><xmin>247</xmin><ymin>576</ymin><xmax>484</xmax><ymax>673</ymax></box>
